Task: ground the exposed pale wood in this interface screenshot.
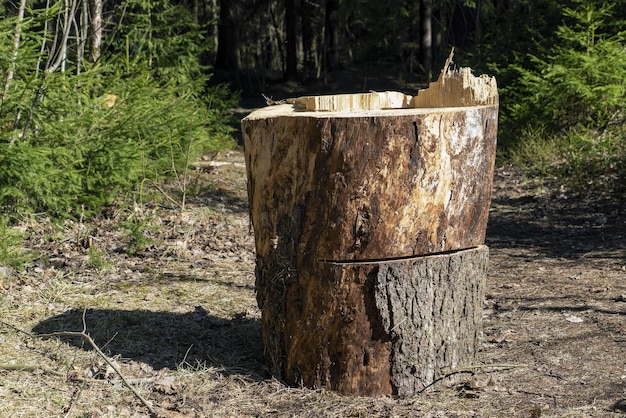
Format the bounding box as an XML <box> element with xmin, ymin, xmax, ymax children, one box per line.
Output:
<box><xmin>410</xmin><ymin>67</ymin><xmax>498</xmax><ymax>108</ymax></box>
<box><xmin>288</xmin><ymin>67</ymin><xmax>497</xmax><ymax>112</ymax></box>
<box><xmin>292</xmin><ymin>91</ymin><xmax>413</xmax><ymax>112</ymax></box>
<box><xmin>411</xmin><ymin>49</ymin><xmax>497</xmax><ymax>108</ymax></box>
<box><xmin>242</xmin><ymin>67</ymin><xmax>498</xmax><ymax>396</ymax></box>
<box><xmin>288</xmin><ymin>51</ymin><xmax>497</xmax><ymax>112</ymax></box>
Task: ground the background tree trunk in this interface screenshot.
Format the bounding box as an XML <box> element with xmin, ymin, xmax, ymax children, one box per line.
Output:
<box><xmin>215</xmin><ymin>0</ymin><xmax>240</xmax><ymax>71</ymax></box>
<box><xmin>89</xmin><ymin>0</ymin><xmax>103</xmax><ymax>62</ymax></box>
<box><xmin>420</xmin><ymin>0</ymin><xmax>433</xmax><ymax>80</ymax></box>
<box><xmin>324</xmin><ymin>0</ymin><xmax>339</xmax><ymax>74</ymax></box>
<box><xmin>300</xmin><ymin>0</ymin><xmax>317</xmax><ymax>79</ymax></box>
<box><xmin>285</xmin><ymin>0</ymin><xmax>298</xmax><ymax>79</ymax></box>
<box><xmin>3</xmin><ymin>0</ymin><xmax>27</xmax><ymax>99</ymax></box>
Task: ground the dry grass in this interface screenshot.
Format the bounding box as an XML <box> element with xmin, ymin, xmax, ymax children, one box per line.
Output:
<box><xmin>2</xmin><ymin>152</ymin><xmax>626</xmax><ymax>417</ymax></box>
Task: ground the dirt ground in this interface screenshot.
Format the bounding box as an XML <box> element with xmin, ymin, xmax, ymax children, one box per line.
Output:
<box><xmin>481</xmin><ymin>166</ymin><xmax>626</xmax><ymax>416</ymax></box>
<box><xmin>1</xmin><ymin>148</ymin><xmax>626</xmax><ymax>417</ymax></box>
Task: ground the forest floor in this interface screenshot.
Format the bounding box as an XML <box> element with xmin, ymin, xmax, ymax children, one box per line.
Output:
<box><xmin>1</xmin><ymin>148</ymin><xmax>626</xmax><ymax>417</ymax></box>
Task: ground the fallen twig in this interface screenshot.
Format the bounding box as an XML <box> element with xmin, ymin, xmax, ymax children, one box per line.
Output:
<box><xmin>63</xmin><ymin>383</ymin><xmax>84</xmax><ymax>418</ymax></box>
<box><xmin>0</xmin><ymin>318</ymin><xmax>35</xmax><ymax>338</ymax></box>
<box><xmin>416</xmin><ymin>363</ymin><xmax>528</xmax><ymax>394</ymax></box>
<box><xmin>440</xmin><ymin>363</ymin><xmax>527</xmax><ymax>375</ymax></box>
<box><xmin>0</xmin><ymin>363</ymin><xmax>61</xmax><ymax>374</ymax></box>
<box><xmin>0</xmin><ymin>310</ymin><xmax>160</xmax><ymax>418</ymax></box>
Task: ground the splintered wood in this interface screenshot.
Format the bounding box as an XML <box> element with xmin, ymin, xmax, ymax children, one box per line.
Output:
<box><xmin>242</xmin><ymin>56</ymin><xmax>498</xmax><ymax>396</ymax></box>
<box><xmin>292</xmin><ymin>91</ymin><xmax>413</xmax><ymax>112</ymax></box>
<box><xmin>410</xmin><ymin>67</ymin><xmax>498</xmax><ymax>108</ymax></box>
<box><xmin>289</xmin><ymin>55</ymin><xmax>497</xmax><ymax>112</ymax></box>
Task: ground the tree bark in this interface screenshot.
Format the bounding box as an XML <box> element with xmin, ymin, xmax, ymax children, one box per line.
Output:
<box><xmin>47</xmin><ymin>0</ymin><xmax>77</xmax><ymax>73</ymax></box>
<box><xmin>242</xmin><ymin>66</ymin><xmax>497</xmax><ymax>395</ymax></box>
<box><xmin>89</xmin><ymin>0</ymin><xmax>103</xmax><ymax>62</ymax></box>
<box><xmin>372</xmin><ymin>246</ymin><xmax>488</xmax><ymax>395</ymax></box>
<box><xmin>3</xmin><ymin>0</ymin><xmax>27</xmax><ymax>99</ymax></box>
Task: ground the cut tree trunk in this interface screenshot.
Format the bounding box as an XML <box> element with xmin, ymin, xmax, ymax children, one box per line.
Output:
<box><xmin>242</xmin><ymin>61</ymin><xmax>498</xmax><ymax>396</ymax></box>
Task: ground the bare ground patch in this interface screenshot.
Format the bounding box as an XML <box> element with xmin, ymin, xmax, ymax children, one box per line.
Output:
<box><xmin>1</xmin><ymin>152</ymin><xmax>626</xmax><ymax>417</ymax></box>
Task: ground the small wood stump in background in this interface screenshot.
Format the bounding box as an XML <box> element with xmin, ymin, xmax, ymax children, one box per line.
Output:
<box><xmin>242</xmin><ymin>59</ymin><xmax>498</xmax><ymax>396</ymax></box>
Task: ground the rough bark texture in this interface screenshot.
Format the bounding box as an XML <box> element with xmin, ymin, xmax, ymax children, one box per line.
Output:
<box><xmin>277</xmin><ymin>246</ymin><xmax>488</xmax><ymax>396</ymax></box>
<box><xmin>243</xmin><ymin>105</ymin><xmax>497</xmax><ymax>262</ymax></box>
<box><xmin>373</xmin><ymin>246</ymin><xmax>488</xmax><ymax>395</ymax></box>
<box><xmin>242</xmin><ymin>69</ymin><xmax>497</xmax><ymax>396</ymax></box>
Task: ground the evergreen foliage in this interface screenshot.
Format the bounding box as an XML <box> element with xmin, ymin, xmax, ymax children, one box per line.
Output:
<box><xmin>509</xmin><ymin>0</ymin><xmax>626</xmax><ymax>134</ymax></box>
<box><xmin>502</xmin><ymin>0</ymin><xmax>626</xmax><ymax>179</ymax></box>
<box><xmin>0</xmin><ymin>216</ymin><xmax>33</xmax><ymax>270</ymax></box>
<box><xmin>0</xmin><ymin>0</ymin><xmax>236</xmax><ymax>220</ymax></box>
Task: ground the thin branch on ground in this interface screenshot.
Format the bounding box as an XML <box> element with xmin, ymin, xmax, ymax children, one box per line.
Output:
<box><xmin>0</xmin><ymin>363</ymin><xmax>63</xmax><ymax>375</ymax></box>
<box><xmin>0</xmin><ymin>311</ymin><xmax>160</xmax><ymax>418</ymax></box>
<box><xmin>440</xmin><ymin>363</ymin><xmax>528</xmax><ymax>375</ymax></box>
<box><xmin>140</xmin><ymin>178</ymin><xmax>183</xmax><ymax>210</ymax></box>
<box><xmin>416</xmin><ymin>363</ymin><xmax>529</xmax><ymax>394</ymax></box>
<box><xmin>0</xmin><ymin>318</ymin><xmax>35</xmax><ymax>338</ymax></box>
<box><xmin>63</xmin><ymin>383</ymin><xmax>84</xmax><ymax>418</ymax></box>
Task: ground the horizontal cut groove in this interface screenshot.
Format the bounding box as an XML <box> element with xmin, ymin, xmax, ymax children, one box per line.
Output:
<box><xmin>319</xmin><ymin>246</ymin><xmax>480</xmax><ymax>265</ymax></box>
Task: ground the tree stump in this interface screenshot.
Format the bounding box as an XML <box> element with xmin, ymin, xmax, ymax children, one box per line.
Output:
<box><xmin>242</xmin><ymin>62</ymin><xmax>498</xmax><ymax>396</ymax></box>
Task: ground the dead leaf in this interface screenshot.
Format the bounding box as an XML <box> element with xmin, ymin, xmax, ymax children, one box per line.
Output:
<box><xmin>565</xmin><ymin>315</ymin><xmax>584</xmax><ymax>323</ymax></box>
<box><xmin>104</xmin><ymin>363</ymin><xmax>117</xmax><ymax>379</ymax></box>
<box><xmin>156</xmin><ymin>408</ymin><xmax>193</xmax><ymax>418</ymax></box>
<box><xmin>154</xmin><ymin>376</ymin><xmax>179</xmax><ymax>395</ymax></box>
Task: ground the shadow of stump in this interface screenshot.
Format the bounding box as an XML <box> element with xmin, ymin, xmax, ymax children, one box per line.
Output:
<box><xmin>32</xmin><ymin>307</ymin><xmax>267</xmax><ymax>380</ymax></box>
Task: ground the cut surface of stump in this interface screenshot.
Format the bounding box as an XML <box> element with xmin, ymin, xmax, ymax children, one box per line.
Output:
<box><xmin>242</xmin><ymin>61</ymin><xmax>497</xmax><ymax>396</ymax></box>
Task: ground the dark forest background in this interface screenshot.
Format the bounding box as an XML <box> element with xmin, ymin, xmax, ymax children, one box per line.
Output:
<box><xmin>1</xmin><ymin>0</ymin><xmax>625</xmax><ymax>222</ymax></box>
<box><xmin>212</xmin><ymin>0</ymin><xmax>552</xmax><ymax>91</ymax></box>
